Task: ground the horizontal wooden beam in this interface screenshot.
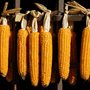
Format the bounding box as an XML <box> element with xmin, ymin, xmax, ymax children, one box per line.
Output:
<box><xmin>53</xmin><ymin>14</ymin><xmax>85</xmax><ymax>21</ymax></box>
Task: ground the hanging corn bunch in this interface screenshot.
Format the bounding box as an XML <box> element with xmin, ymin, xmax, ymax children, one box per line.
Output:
<box><xmin>58</xmin><ymin>6</ymin><xmax>71</xmax><ymax>80</ymax></box>
<box><xmin>17</xmin><ymin>17</ymin><xmax>28</xmax><ymax>80</ymax></box>
<box><xmin>29</xmin><ymin>11</ymin><xmax>40</xmax><ymax>86</ymax></box>
<box><xmin>40</xmin><ymin>11</ymin><xmax>53</xmax><ymax>87</ymax></box>
<box><xmin>68</xmin><ymin>22</ymin><xmax>77</xmax><ymax>85</ymax></box>
<box><xmin>0</xmin><ymin>17</ymin><xmax>10</xmax><ymax>77</ymax></box>
<box><xmin>80</xmin><ymin>15</ymin><xmax>90</xmax><ymax>80</ymax></box>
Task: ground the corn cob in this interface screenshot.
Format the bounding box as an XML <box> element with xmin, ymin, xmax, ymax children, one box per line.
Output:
<box><xmin>40</xmin><ymin>27</ymin><xmax>52</xmax><ymax>87</ymax></box>
<box><xmin>29</xmin><ymin>31</ymin><xmax>39</xmax><ymax>86</ymax></box>
<box><xmin>0</xmin><ymin>25</ymin><xmax>10</xmax><ymax>77</ymax></box>
<box><xmin>58</xmin><ymin>28</ymin><xmax>71</xmax><ymax>80</ymax></box>
<box><xmin>80</xmin><ymin>27</ymin><xmax>90</xmax><ymax>80</ymax></box>
<box><xmin>68</xmin><ymin>31</ymin><xmax>77</xmax><ymax>85</ymax></box>
<box><xmin>17</xmin><ymin>29</ymin><xmax>28</xmax><ymax>79</ymax></box>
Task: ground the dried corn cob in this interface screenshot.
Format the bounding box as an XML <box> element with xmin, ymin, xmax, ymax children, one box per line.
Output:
<box><xmin>80</xmin><ymin>27</ymin><xmax>90</xmax><ymax>80</ymax></box>
<box><xmin>58</xmin><ymin>28</ymin><xmax>71</xmax><ymax>80</ymax></box>
<box><xmin>68</xmin><ymin>32</ymin><xmax>77</xmax><ymax>85</ymax></box>
<box><xmin>17</xmin><ymin>29</ymin><xmax>28</xmax><ymax>79</ymax></box>
<box><xmin>29</xmin><ymin>31</ymin><xmax>39</xmax><ymax>86</ymax></box>
<box><xmin>40</xmin><ymin>27</ymin><xmax>52</xmax><ymax>87</ymax></box>
<box><xmin>0</xmin><ymin>24</ymin><xmax>10</xmax><ymax>77</ymax></box>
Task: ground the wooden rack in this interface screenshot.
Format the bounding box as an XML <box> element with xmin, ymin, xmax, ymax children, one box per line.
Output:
<box><xmin>14</xmin><ymin>0</ymin><xmax>85</xmax><ymax>90</ymax></box>
<box><xmin>15</xmin><ymin>0</ymin><xmax>85</xmax><ymax>22</ymax></box>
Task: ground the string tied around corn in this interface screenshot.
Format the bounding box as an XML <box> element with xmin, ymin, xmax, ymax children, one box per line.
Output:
<box><xmin>21</xmin><ymin>17</ymin><xmax>27</xmax><ymax>30</ymax></box>
<box><xmin>67</xmin><ymin>1</ymin><xmax>90</xmax><ymax>16</ymax></box>
<box><xmin>35</xmin><ymin>3</ymin><xmax>60</xmax><ymax>32</ymax></box>
<box><xmin>30</xmin><ymin>10</ymin><xmax>43</xmax><ymax>32</ymax></box>
<box><xmin>34</xmin><ymin>3</ymin><xmax>51</xmax><ymax>32</ymax></box>
<box><xmin>43</xmin><ymin>10</ymin><xmax>51</xmax><ymax>32</ymax></box>
<box><xmin>66</xmin><ymin>1</ymin><xmax>90</xmax><ymax>27</ymax></box>
<box><xmin>20</xmin><ymin>11</ymin><xmax>32</xmax><ymax>30</ymax></box>
<box><xmin>34</xmin><ymin>3</ymin><xmax>58</xmax><ymax>17</ymax></box>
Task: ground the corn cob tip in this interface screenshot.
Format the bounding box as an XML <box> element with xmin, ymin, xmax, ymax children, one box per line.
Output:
<box><xmin>42</xmin><ymin>84</ymin><xmax>49</xmax><ymax>88</ymax></box>
<box><xmin>62</xmin><ymin>76</ymin><xmax>69</xmax><ymax>80</ymax></box>
<box><xmin>1</xmin><ymin>73</ymin><xmax>6</xmax><ymax>77</ymax></box>
<box><xmin>41</xmin><ymin>81</ymin><xmax>50</xmax><ymax>87</ymax></box>
<box><xmin>21</xmin><ymin>75</ymin><xmax>26</xmax><ymax>80</ymax></box>
<box><xmin>68</xmin><ymin>76</ymin><xmax>76</xmax><ymax>85</ymax></box>
<box><xmin>32</xmin><ymin>82</ymin><xmax>38</xmax><ymax>87</ymax></box>
<box><xmin>20</xmin><ymin>73</ymin><xmax>26</xmax><ymax>80</ymax></box>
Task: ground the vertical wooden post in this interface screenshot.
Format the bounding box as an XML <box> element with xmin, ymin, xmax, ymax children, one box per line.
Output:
<box><xmin>58</xmin><ymin>78</ymin><xmax>63</xmax><ymax>90</ymax></box>
<box><xmin>14</xmin><ymin>84</ymin><xmax>17</xmax><ymax>90</ymax></box>
<box><xmin>13</xmin><ymin>0</ymin><xmax>20</xmax><ymax>90</ymax></box>
<box><xmin>12</xmin><ymin>15</ymin><xmax>18</xmax><ymax>90</ymax></box>
<box><xmin>15</xmin><ymin>0</ymin><xmax>20</xmax><ymax>8</ymax></box>
<box><xmin>58</xmin><ymin>0</ymin><xmax>64</xmax><ymax>13</ymax></box>
<box><xmin>57</xmin><ymin>0</ymin><xmax>64</xmax><ymax>90</ymax></box>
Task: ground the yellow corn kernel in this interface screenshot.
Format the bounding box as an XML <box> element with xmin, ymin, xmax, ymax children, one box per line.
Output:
<box><xmin>29</xmin><ymin>32</ymin><xmax>39</xmax><ymax>86</ymax></box>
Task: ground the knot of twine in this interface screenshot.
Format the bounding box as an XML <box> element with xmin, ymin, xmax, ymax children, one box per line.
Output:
<box><xmin>31</xmin><ymin>10</ymin><xmax>42</xmax><ymax>32</ymax></box>
<box><xmin>34</xmin><ymin>3</ymin><xmax>52</xmax><ymax>32</ymax></box>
